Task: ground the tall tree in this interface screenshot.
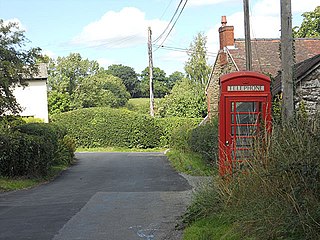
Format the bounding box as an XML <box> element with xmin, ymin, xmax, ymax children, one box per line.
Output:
<box><xmin>48</xmin><ymin>53</ymin><xmax>100</xmax><ymax>95</ymax></box>
<box><xmin>167</xmin><ymin>71</ymin><xmax>184</xmax><ymax>89</ymax></box>
<box><xmin>47</xmin><ymin>57</ymin><xmax>131</xmax><ymax>114</ymax></box>
<box><xmin>140</xmin><ymin>67</ymin><xmax>170</xmax><ymax>98</ymax></box>
<box><xmin>72</xmin><ymin>71</ymin><xmax>130</xmax><ymax>109</ymax></box>
<box><xmin>184</xmin><ymin>32</ymin><xmax>211</xmax><ymax>86</ymax></box>
<box><xmin>293</xmin><ymin>6</ymin><xmax>320</xmax><ymax>38</ymax></box>
<box><xmin>0</xmin><ymin>19</ymin><xmax>42</xmax><ymax>115</ymax></box>
<box><xmin>107</xmin><ymin>64</ymin><xmax>140</xmax><ymax>97</ymax></box>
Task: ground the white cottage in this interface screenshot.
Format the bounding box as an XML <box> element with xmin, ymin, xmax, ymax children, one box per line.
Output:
<box><xmin>12</xmin><ymin>63</ymin><xmax>49</xmax><ymax>122</ymax></box>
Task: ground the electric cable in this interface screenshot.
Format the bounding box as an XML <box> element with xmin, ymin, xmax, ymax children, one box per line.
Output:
<box><xmin>153</xmin><ymin>0</ymin><xmax>184</xmax><ymax>44</ymax></box>
<box><xmin>154</xmin><ymin>0</ymin><xmax>188</xmax><ymax>52</ymax></box>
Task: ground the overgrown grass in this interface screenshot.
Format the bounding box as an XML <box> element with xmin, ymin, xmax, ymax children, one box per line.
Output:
<box><xmin>181</xmin><ymin>114</ymin><xmax>320</xmax><ymax>240</ymax></box>
<box><xmin>166</xmin><ymin>149</ymin><xmax>213</xmax><ymax>176</ymax></box>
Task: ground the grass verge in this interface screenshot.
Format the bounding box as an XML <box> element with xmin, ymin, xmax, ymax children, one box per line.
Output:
<box><xmin>183</xmin><ymin>215</ymin><xmax>242</xmax><ymax>240</ymax></box>
<box><xmin>0</xmin><ymin>164</ymin><xmax>70</xmax><ymax>192</ymax></box>
<box><xmin>165</xmin><ymin>149</ymin><xmax>212</xmax><ymax>176</ymax></box>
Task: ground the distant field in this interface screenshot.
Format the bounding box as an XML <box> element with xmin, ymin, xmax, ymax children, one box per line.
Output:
<box><xmin>126</xmin><ymin>98</ymin><xmax>162</xmax><ymax>114</ymax></box>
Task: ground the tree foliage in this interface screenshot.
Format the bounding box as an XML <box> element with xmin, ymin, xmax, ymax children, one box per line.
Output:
<box><xmin>48</xmin><ymin>53</ymin><xmax>100</xmax><ymax>95</ymax></box>
<box><xmin>140</xmin><ymin>67</ymin><xmax>171</xmax><ymax>98</ymax></box>
<box><xmin>47</xmin><ymin>54</ymin><xmax>130</xmax><ymax>114</ymax></box>
<box><xmin>159</xmin><ymin>78</ymin><xmax>207</xmax><ymax>118</ymax></box>
<box><xmin>72</xmin><ymin>71</ymin><xmax>130</xmax><ymax>109</ymax></box>
<box><xmin>293</xmin><ymin>6</ymin><xmax>320</xmax><ymax>38</ymax></box>
<box><xmin>184</xmin><ymin>32</ymin><xmax>211</xmax><ymax>86</ymax></box>
<box><xmin>107</xmin><ymin>64</ymin><xmax>140</xmax><ymax>97</ymax></box>
<box><xmin>0</xmin><ymin>19</ymin><xmax>42</xmax><ymax>115</ymax></box>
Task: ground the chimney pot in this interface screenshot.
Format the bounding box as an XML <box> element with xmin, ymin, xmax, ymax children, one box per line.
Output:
<box><xmin>218</xmin><ymin>16</ymin><xmax>234</xmax><ymax>50</ymax></box>
<box><xmin>221</xmin><ymin>16</ymin><xmax>227</xmax><ymax>26</ymax></box>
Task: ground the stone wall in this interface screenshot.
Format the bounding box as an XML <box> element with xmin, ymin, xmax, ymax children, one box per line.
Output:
<box><xmin>295</xmin><ymin>68</ymin><xmax>320</xmax><ymax>115</ymax></box>
<box><xmin>206</xmin><ymin>52</ymin><xmax>238</xmax><ymax>119</ymax></box>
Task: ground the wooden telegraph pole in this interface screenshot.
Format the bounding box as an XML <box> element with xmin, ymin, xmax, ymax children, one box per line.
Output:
<box><xmin>243</xmin><ymin>0</ymin><xmax>252</xmax><ymax>71</ymax></box>
<box><xmin>148</xmin><ymin>27</ymin><xmax>155</xmax><ymax>117</ymax></box>
<box><xmin>280</xmin><ymin>0</ymin><xmax>294</xmax><ymax>120</ymax></box>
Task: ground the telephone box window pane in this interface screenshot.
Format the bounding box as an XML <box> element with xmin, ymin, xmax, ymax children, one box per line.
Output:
<box><xmin>236</xmin><ymin>137</ymin><xmax>253</xmax><ymax>147</ymax></box>
<box><xmin>236</xmin><ymin>125</ymin><xmax>257</xmax><ymax>136</ymax></box>
<box><xmin>235</xmin><ymin>149</ymin><xmax>251</xmax><ymax>159</ymax></box>
<box><xmin>236</xmin><ymin>102</ymin><xmax>256</xmax><ymax>112</ymax></box>
<box><xmin>234</xmin><ymin>113</ymin><xmax>258</xmax><ymax>124</ymax></box>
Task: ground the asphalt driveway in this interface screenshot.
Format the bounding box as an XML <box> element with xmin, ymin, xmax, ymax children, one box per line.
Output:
<box><xmin>0</xmin><ymin>152</ymin><xmax>192</xmax><ymax>240</ymax></box>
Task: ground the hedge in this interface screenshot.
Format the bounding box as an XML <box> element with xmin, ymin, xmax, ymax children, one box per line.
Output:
<box><xmin>51</xmin><ymin>107</ymin><xmax>202</xmax><ymax>149</ymax></box>
<box><xmin>0</xmin><ymin>123</ymin><xmax>75</xmax><ymax>177</ymax></box>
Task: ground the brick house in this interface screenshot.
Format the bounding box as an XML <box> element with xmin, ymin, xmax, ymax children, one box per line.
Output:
<box><xmin>272</xmin><ymin>54</ymin><xmax>320</xmax><ymax>115</ymax></box>
<box><xmin>206</xmin><ymin>16</ymin><xmax>320</xmax><ymax>119</ymax></box>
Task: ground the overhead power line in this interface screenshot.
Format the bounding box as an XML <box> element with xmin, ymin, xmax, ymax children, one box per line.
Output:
<box><xmin>153</xmin><ymin>0</ymin><xmax>188</xmax><ymax>50</ymax></box>
<box><xmin>153</xmin><ymin>44</ymin><xmax>217</xmax><ymax>57</ymax></box>
<box><xmin>153</xmin><ymin>0</ymin><xmax>184</xmax><ymax>44</ymax></box>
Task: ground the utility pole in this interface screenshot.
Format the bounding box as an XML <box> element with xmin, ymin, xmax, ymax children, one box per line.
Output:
<box><xmin>280</xmin><ymin>0</ymin><xmax>294</xmax><ymax>120</ymax></box>
<box><xmin>243</xmin><ymin>0</ymin><xmax>252</xmax><ymax>71</ymax></box>
<box><xmin>148</xmin><ymin>27</ymin><xmax>154</xmax><ymax>117</ymax></box>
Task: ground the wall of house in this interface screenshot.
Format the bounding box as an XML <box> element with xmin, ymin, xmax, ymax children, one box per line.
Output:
<box><xmin>12</xmin><ymin>80</ymin><xmax>49</xmax><ymax>122</ymax></box>
<box><xmin>207</xmin><ymin>52</ymin><xmax>238</xmax><ymax>119</ymax></box>
<box><xmin>295</xmin><ymin>68</ymin><xmax>320</xmax><ymax>115</ymax></box>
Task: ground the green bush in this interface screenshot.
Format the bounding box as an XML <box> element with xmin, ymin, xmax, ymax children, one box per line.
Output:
<box><xmin>0</xmin><ymin>122</ymin><xmax>75</xmax><ymax>177</ymax></box>
<box><xmin>155</xmin><ymin>117</ymin><xmax>201</xmax><ymax>147</ymax></box>
<box><xmin>51</xmin><ymin>107</ymin><xmax>201</xmax><ymax>149</ymax></box>
<box><xmin>51</xmin><ymin>107</ymin><xmax>161</xmax><ymax>148</ymax></box>
<box><xmin>0</xmin><ymin>132</ymin><xmax>54</xmax><ymax>177</ymax></box>
<box><xmin>188</xmin><ymin>119</ymin><xmax>218</xmax><ymax>163</ymax></box>
<box><xmin>55</xmin><ymin>135</ymin><xmax>76</xmax><ymax>165</ymax></box>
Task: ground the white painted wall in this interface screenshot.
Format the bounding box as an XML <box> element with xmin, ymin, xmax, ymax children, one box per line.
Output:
<box><xmin>12</xmin><ymin>80</ymin><xmax>49</xmax><ymax>123</ymax></box>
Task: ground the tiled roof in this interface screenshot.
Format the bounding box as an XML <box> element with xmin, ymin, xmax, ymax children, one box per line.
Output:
<box><xmin>24</xmin><ymin>63</ymin><xmax>48</xmax><ymax>80</ymax></box>
<box><xmin>272</xmin><ymin>54</ymin><xmax>320</xmax><ymax>95</ymax></box>
<box><xmin>227</xmin><ymin>38</ymin><xmax>320</xmax><ymax>77</ymax></box>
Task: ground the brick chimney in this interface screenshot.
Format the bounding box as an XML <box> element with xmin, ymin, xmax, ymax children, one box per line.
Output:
<box><xmin>219</xmin><ymin>16</ymin><xmax>234</xmax><ymax>49</ymax></box>
<box><xmin>218</xmin><ymin>16</ymin><xmax>234</xmax><ymax>65</ymax></box>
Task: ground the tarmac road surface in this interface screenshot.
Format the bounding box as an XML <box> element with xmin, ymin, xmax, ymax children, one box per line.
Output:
<box><xmin>0</xmin><ymin>152</ymin><xmax>193</xmax><ymax>240</ymax></box>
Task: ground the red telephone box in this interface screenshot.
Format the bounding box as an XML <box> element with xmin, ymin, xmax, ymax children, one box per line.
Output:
<box><xmin>218</xmin><ymin>71</ymin><xmax>272</xmax><ymax>176</ymax></box>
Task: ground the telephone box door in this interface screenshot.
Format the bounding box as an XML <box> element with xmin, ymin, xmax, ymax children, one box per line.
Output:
<box><xmin>223</xmin><ymin>96</ymin><xmax>269</xmax><ymax>173</ymax></box>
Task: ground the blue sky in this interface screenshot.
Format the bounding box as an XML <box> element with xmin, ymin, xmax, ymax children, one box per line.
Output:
<box><xmin>1</xmin><ymin>0</ymin><xmax>318</xmax><ymax>75</ymax></box>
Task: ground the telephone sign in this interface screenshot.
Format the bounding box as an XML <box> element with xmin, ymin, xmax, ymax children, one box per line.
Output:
<box><xmin>218</xmin><ymin>71</ymin><xmax>272</xmax><ymax>176</ymax></box>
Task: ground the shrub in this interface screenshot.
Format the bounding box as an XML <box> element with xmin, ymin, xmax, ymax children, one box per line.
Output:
<box><xmin>0</xmin><ymin>122</ymin><xmax>75</xmax><ymax>177</ymax></box>
<box><xmin>0</xmin><ymin>115</ymin><xmax>26</xmax><ymax>133</ymax></box>
<box><xmin>51</xmin><ymin>108</ymin><xmax>161</xmax><ymax>148</ymax></box>
<box><xmin>51</xmin><ymin>107</ymin><xmax>201</xmax><ymax>149</ymax></box>
<box><xmin>155</xmin><ymin>117</ymin><xmax>201</xmax><ymax>147</ymax></box>
<box><xmin>0</xmin><ymin>131</ymin><xmax>54</xmax><ymax>177</ymax></box>
<box><xmin>55</xmin><ymin>135</ymin><xmax>76</xmax><ymax>165</ymax></box>
<box><xmin>188</xmin><ymin>119</ymin><xmax>218</xmax><ymax>164</ymax></box>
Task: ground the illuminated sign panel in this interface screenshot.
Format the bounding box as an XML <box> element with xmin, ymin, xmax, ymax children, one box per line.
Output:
<box><xmin>227</xmin><ymin>85</ymin><xmax>265</xmax><ymax>91</ymax></box>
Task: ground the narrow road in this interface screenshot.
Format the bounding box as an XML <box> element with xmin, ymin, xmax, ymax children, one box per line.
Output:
<box><xmin>0</xmin><ymin>152</ymin><xmax>192</xmax><ymax>240</ymax></box>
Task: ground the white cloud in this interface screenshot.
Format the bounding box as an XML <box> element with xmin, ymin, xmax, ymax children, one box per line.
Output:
<box><xmin>187</xmin><ymin>0</ymin><xmax>237</xmax><ymax>7</ymax></box>
<box><xmin>72</xmin><ymin>7</ymin><xmax>169</xmax><ymax>49</ymax></box>
<box><xmin>4</xmin><ymin>18</ymin><xmax>26</xmax><ymax>31</ymax></box>
<box><xmin>292</xmin><ymin>0</ymin><xmax>319</xmax><ymax>14</ymax></box>
<box><xmin>42</xmin><ymin>49</ymin><xmax>57</xmax><ymax>58</ymax></box>
<box><xmin>96</xmin><ymin>58</ymin><xmax>116</xmax><ymax>69</ymax></box>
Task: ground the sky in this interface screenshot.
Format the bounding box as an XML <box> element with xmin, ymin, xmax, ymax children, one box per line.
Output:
<box><xmin>0</xmin><ymin>0</ymin><xmax>319</xmax><ymax>75</ymax></box>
